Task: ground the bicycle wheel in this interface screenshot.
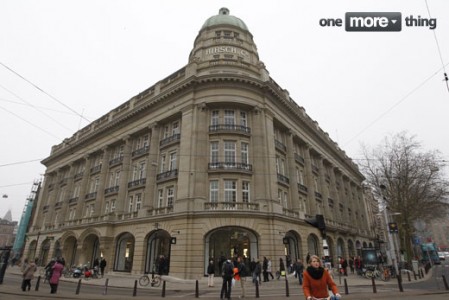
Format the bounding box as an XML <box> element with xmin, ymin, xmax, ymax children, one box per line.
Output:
<box><xmin>151</xmin><ymin>277</ymin><xmax>161</xmax><ymax>287</ymax></box>
<box><xmin>139</xmin><ymin>275</ymin><xmax>150</xmax><ymax>286</ymax></box>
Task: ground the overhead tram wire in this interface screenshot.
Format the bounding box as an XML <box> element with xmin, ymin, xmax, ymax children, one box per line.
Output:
<box><xmin>0</xmin><ymin>61</ymin><xmax>92</xmax><ymax>124</ymax></box>
<box><xmin>425</xmin><ymin>0</ymin><xmax>449</xmax><ymax>93</ymax></box>
<box><xmin>342</xmin><ymin>61</ymin><xmax>449</xmax><ymax>148</ymax></box>
<box><xmin>0</xmin><ymin>82</ymin><xmax>76</xmax><ymax>133</ymax></box>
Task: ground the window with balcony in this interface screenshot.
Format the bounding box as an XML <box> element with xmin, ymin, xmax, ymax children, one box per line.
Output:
<box><xmin>224</xmin><ymin>180</ymin><xmax>237</xmax><ymax>202</ymax></box>
<box><xmin>167</xmin><ymin>187</ymin><xmax>174</xmax><ymax>207</ymax></box>
<box><xmin>210</xmin><ymin>180</ymin><xmax>219</xmax><ymax>202</ymax></box>
<box><xmin>242</xmin><ymin>181</ymin><xmax>250</xmax><ymax>203</ymax></box>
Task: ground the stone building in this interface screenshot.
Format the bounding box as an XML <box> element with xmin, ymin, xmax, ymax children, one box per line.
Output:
<box><xmin>0</xmin><ymin>210</ymin><xmax>17</xmax><ymax>248</ymax></box>
<box><xmin>24</xmin><ymin>8</ymin><xmax>375</xmax><ymax>278</ymax></box>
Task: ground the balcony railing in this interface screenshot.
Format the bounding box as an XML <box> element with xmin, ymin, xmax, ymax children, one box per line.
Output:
<box><xmin>84</xmin><ymin>192</ymin><xmax>97</xmax><ymax>200</ymax></box>
<box><xmin>312</xmin><ymin>164</ymin><xmax>319</xmax><ymax>174</ymax></box>
<box><xmin>208</xmin><ymin>162</ymin><xmax>252</xmax><ymax>172</ymax></box>
<box><xmin>298</xmin><ymin>183</ymin><xmax>308</xmax><ymax>193</ymax></box>
<box><xmin>128</xmin><ymin>178</ymin><xmax>146</xmax><ymax>188</ymax></box>
<box><xmin>132</xmin><ymin>146</ymin><xmax>149</xmax><ymax>157</ymax></box>
<box><xmin>277</xmin><ymin>173</ymin><xmax>290</xmax><ymax>185</ymax></box>
<box><xmin>68</xmin><ymin>197</ymin><xmax>79</xmax><ymax>205</ymax></box>
<box><xmin>315</xmin><ymin>191</ymin><xmax>322</xmax><ymax>199</ymax></box>
<box><xmin>104</xmin><ymin>185</ymin><xmax>120</xmax><ymax>195</ymax></box>
<box><xmin>209</xmin><ymin>124</ymin><xmax>251</xmax><ymax>134</ymax></box>
<box><xmin>43</xmin><ymin>205</ymin><xmax>50</xmax><ymax>212</ymax></box>
<box><xmin>160</xmin><ymin>133</ymin><xmax>181</xmax><ymax>147</ymax></box>
<box><xmin>54</xmin><ymin>202</ymin><xmax>63</xmax><ymax>209</ymax></box>
<box><xmin>109</xmin><ymin>156</ymin><xmax>124</xmax><ymax>166</ymax></box>
<box><xmin>90</xmin><ymin>164</ymin><xmax>102</xmax><ymax>174</ymax></box>
<box><xmin>274</xmin><ymin>139</ymin><xmax>287</xmax><ymax>152</ymax></box>
<box><xmin>74</xmin><ymin>171</ymin><xmax>84</xmax><ymax>180</ymax></box>
<box><xmin>156</xmin><ymin>169</ymin><xmax>178</xmax><ymax>182</ymax></box>
<box><xmin>294</xmin><ymin>153</ymin><xmax>305</xmax><ymax>165</ymax></box>
<box><xmin>204</xmin><ymin>202</ymin><xmax>259</xmax><ymax>211</ymax></box>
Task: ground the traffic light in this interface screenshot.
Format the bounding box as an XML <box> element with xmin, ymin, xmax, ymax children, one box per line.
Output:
<box><xmin>388</xmin><ymin>222</ymin><xmax>398</xmax><ymax>233</ymax></box>
<box><xmin>306</xmin><ymin>214</ymin><xmax>326</xmax><ymax>236</ymax></box>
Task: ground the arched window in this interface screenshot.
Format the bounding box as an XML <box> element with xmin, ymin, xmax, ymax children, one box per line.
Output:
<box><xmin>307</xmin><ymin>234</ymin><xmax>319</xmax><ymax>256</ymax></box>
<box><xmin>114</xmin><ymin>233</ymin><xmax>135</xmax><ymax>272</ymax></box>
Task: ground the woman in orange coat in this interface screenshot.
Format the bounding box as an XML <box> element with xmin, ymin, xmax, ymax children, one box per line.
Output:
<box><xmin>303</xmin><ymin>255</ymin><xmax>341</xmax><ymax>300</ymax></box>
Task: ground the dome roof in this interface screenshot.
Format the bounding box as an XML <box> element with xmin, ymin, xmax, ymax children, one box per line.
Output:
<box><xmin>201</xmin><ymin>8</ymin><xmax>248</xmax><ymax>31</ymax></box>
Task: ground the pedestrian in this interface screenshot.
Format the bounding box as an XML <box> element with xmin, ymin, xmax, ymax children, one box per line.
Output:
<box><xmin>220</xmin><ymin>259</ymin><xmax>234</xmax><ymax>300</ymax></box>
<box><xmin>49</xmin><ymin>258</ymin><xmax>64</xmax><ymax>294</ymax></box>
<box><xmin>207</xmin><ymin>259</ymin><xmax>215</xmax><ymax>287</ymax></box>
<box><xmin>279</xmin><ymin>257</ymin><xmax>286</xmax><ymax>279</ymax></box>
<box><xmin>303</xmin><ymin>255</ymin><xmax>341</xmax><ymax>300</ymax></box>
<box><xmin>252</xmin><ymin>258</ymin><xmax>261</xmax><ymax>285</ymax></box>
<box><xmin>267</xmin><ymin>257</ymin><xmax>274</xmax><ymax>280</ymax></box>
<box><xmin>348</xmin><ymin>257</ymin><xmax>354</xmax><ymax>274</ymax></box>
<box><xmin>234</xmin><ymin>256</ymin><xmax>246</xmax><ymax>298</ymax></box>
<box><xmin>99</xmin><ymin>257</ymin><xmax>107</xmax><ymax>277</ymax></box>
<box><xmin>262</xmin><ymin>256</ymin><xmax>269</xmax><ymax>282</ymax></box>
<box><xmin>294</xmin><ymin>258</ymin><xmax>304</xmax><ymax>285</ymax></box>
<box><xmin>340</xmin><ymin>257</ymin><xmax>348</xmax><ymax>276</ymax></box>
<box><xmin>21</xmin><ymin>258</ymin><xmax>37</xmax><ymax>292</ymax></box>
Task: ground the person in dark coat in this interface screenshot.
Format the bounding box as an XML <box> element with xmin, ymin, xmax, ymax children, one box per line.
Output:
<box><xmin>99</xmin><ymin>258</ymin><xmax>107</xmax><ymax>277</ymax></box>
<box><xmin>207</xmin><ymin>260</ymin><xmax>215</xmax><ymax>287</ymax></box>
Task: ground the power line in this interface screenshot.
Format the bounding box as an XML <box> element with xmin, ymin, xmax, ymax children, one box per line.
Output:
<box><xmin>343</xmin><ymin>62</ymin><xmax>449</xmax><ymax>147</ymax></box>
<box><xmin>0</xmin><ymin>159</ymin><xmax>43</xmax><ymax>168</ymax></box>
<box><xmin>425</xmin><ymin>0</ymin><xmax>449</xmax><ymax>92</ymax></box>
<box><xmin>0</xmin><ymin>104</ymin><xmax>63</xmax><ymax>140</ymax></box>
<box><xmin>0</xmin><ymin>61</ymin><xmax>91</xmax><ymax>123</ymax></box>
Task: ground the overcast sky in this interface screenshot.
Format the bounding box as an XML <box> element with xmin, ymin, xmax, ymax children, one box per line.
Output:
<box><xmin>1</xmin><ymin>0</ymin><xmax>448</xmax><ymax>221</ymax></box>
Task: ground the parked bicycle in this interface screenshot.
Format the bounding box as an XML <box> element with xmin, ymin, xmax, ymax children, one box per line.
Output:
<box><xmin>139</xmin><ymin>274</ymin><xmax>161</xmax><ymax>287</ymax></box>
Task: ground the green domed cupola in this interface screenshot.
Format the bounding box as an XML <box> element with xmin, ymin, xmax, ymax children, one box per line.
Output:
<box><xmin>201</xmin><ymin>7</ymin><xmax>249</xmax><ymax>31</ymax></box>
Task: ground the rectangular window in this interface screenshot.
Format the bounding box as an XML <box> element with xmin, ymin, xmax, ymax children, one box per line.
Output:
<box><xmin>169</xmin><ymin>152</ymin><xmax>177</xmax><ymax>170</ymax></box>
<box><xmin>158</xmin><ymin>189</ymin><xmax>164</xmax><ymax>208</ymax></box>
<box><xmin>105</xmin><ymin>201</ymin><xmax>109</xmax><ymax>214</ymax></box>
<box><xmin>242</xmin><ymin>181</ymin><xmax>250</xmax><ymax>203</ymax></box>
<box><xmin>135</xmin><ymin>193</ymin><xmax>142</xmax><ymax>211</ymax></box>
<box><xmin>211</xmin><ymin>110</ymin><xmax>219</xmax><ymax>126</ymax></box>
<box><xmin>241</xmin><ymin>142</ymin><xmax>249</xmax><ymax>164</ymax></box>
<box><xmin>73</xmin><ymin>184</ymin><xmax>80</xmax><ymax>197</ymax></box>
<box><xmin>114</xmin><ymin>170</ymin><xmax>121</xmax><ymax>186</ymax></box>
<box><xmin>163</xmin><ymin>125</ymin><xmax>170</xmax><ymax>139</ymax></box>
<box><xmin>283</xmin><ymin>191</ymin><xmax>288</xmax><ymax>208</ymax></box>
<box><xmin>90</xmin><ymin>177</ymin><xmax>100</xmax><ymax>193</ymax></box>
<box><xmin>167</xmin><ymin>186</ymin><xmax>174</xmax><ymax>207</ymax></box>
<box><xmin>276</xmin><ymin>156</ymin><xmax>285</xmax><ymax>175</ymax></box>
<box><xmin>69</xmin><ymin>208</ymin><xmax>76</xmax><ymax>220</ymax></box>
<box><xmin>210</xmin><ymin>180</ymin><xmax>219</xmax><ymax>202</ymax></box>
<box><xmin>224</xmin><ymin>110</ymin><xmax>235</xmax><ymax>125</ymax></box>
<box><xmin>110</xmin><ymin>200</ymin><xmax>116</xmax><ymax>212</ymax></box>
<box><xmin>224</xmin><ymin>180</ymin><xmax>237</xmax><ymax>202</ymax></box>
<box><xmin>210</xmin><ymin>142</ymin><xmax>219</xmax><ymax>163</ymax></box>
<box><xmin>296</xmin><ymin>168</ymin><xmax>305</xmax><ymax>185</ymax></box>
<box><xmin>240</xmin><ymin>111</ymin><xmax>247</xmax><ymax>127</ymax></box>
<box><xmin>128</xmin><ymin>196</ymin><xmax>133</xmax><ymax>213</ymax></box>
<box><xmin>172</xmin><ymin>121</ymin><xmax>179</xmax><ymax>135</ymax></box>
<box><xmin>224</xmin><ymin>141</ymin><xmax>236</xmax><ymax>163</ymax></box>
<box><xmin>139</xmin><ymin>161</ymin><xmax>146</xmax><ymax>179</ymax></box>
<box><xmin>160</xmin><ymin>155</ymin><xmax>166</xmax><ymax>172</ymax></box>
<box><xmin>89</xmin><ymin>204</ymin><xmax>95</xmax><ymax>217</ymax></box>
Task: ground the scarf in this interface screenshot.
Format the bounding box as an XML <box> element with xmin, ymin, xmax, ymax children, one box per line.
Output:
<box><xmin>306</xmin><ymin>266</ymin><xmax>325</xmax><ymax>280</ymax></box>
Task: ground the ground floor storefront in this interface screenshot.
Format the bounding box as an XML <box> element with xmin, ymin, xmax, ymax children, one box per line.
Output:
<box><xmin>23</xmin><ymin>214</ymin><xmax>374</xmax><ymax>279</ymax></box>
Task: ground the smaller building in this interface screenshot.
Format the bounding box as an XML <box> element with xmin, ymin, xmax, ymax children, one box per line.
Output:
<box><xmin>0</xmin><ymin>210</ymin><xmax>18</xmax><ymax>247</ymax></box>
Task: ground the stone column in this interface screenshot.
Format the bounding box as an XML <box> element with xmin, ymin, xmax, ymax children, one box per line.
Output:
<box><xmin>303</xmin><ymin>145</ymin><xmax>316</xmax><ymax>216</ymax></box>
<box><xmin>286</xmin><ymin>131</ymin><xmax>300</xmax><ymax>211</ymax></box>
<box><xmin>144</xmin><ymin>124</ymin><xmax>160</xmax><ymax>211</ymax></box>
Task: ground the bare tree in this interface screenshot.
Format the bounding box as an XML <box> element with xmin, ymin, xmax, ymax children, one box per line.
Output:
<box><xmin>360</xmin><ymin>131</ymin><xmax>449</xmax><ymax>264</ymax></box>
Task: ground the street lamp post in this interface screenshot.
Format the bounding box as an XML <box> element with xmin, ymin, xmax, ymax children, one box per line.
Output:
<box><xmin>379</xmin><ymin>185</ymin><xmax>399</xmax><ymax>276</ymax></box>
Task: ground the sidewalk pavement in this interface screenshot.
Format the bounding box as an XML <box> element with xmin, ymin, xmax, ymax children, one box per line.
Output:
<box><xmin>1</xmin><ymin>265</ymin><xmax>446</xmax><ymax>299</ymax></box>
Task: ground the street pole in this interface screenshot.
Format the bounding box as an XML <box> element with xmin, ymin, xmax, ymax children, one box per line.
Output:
<box><xmin>383</xmin><ymin>206</ymin><xmax>399</xmax><ymax>276</ymax></box>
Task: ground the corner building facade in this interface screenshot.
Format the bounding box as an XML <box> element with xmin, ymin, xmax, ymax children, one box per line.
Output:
<box><xmin>25</xmin><ymin>8</ymin><xmax>375</xmax><ymax>278</ymax></box>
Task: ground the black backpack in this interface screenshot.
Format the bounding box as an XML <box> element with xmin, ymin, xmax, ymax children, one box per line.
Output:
<box><xmin>222</xmin><ymin>262</ymin><xmax>234</xmax><ymax>278</ymax></box>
